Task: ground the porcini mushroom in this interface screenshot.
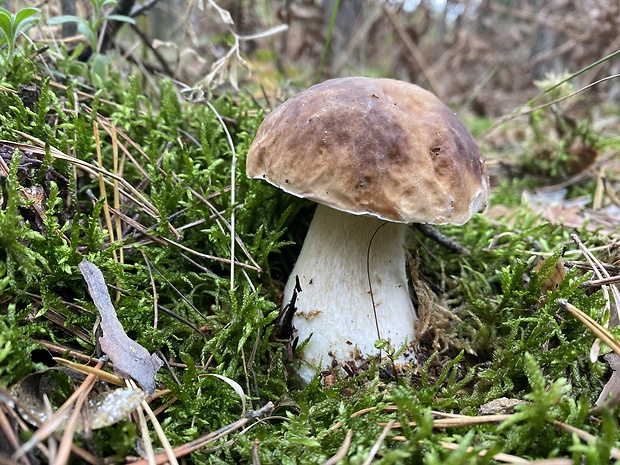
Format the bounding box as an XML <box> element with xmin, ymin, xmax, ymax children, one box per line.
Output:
<box><xmin>247</xmin><ymin>77</ymin><xmax>489</xmax><ymax>382</ymax></box>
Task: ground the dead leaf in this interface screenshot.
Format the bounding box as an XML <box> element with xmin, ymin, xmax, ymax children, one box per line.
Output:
<box><xmin>532</xmin><ymin>256</ymin><xmax>567</xmax><ymax>296</ymax></box>
<box><xmin>478</xmin><ymin>397</ymin><xmax>527</xmax><ymax>415</ymax></box>
<box><xmin>12</xmin><ymin>370</ymin><xmax>146</xmax><ymax>431</ymax></box>
<box><xmin>566</xmin><ymin>141</ymin><xmax>599</xmax><ymax>176</ymax></box>
<box><xmin>88</xmin><ymin>388</ymin><xmax>146</xmax><ymax>429</ymax></box>
<box><xmin>79</xmin><ymin>259</ymin><xmax>162</xmax><ymax>394</ymax></box>
<box><xmin>596</xmin><ymin>353</ymin><xmax>620</xmax><ymax>408</ymax></box>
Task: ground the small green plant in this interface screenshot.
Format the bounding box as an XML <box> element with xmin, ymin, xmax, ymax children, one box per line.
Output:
<box><xmin>47</xmin><ymin>0</ymin><xmax>135</xmax><ymax>84</ymax></box>
<box><xmin>0</xmin><ymin>152</ymin><xmax>48</xmax><ymax>283</ymax></box>
<box><xmin>0</xmin><ymin>6</ymin><xmax>39</xmax><ymax>66</ymax></box>
<box><xmin>47</xmin><ymin>0</ymin><xmax>134</xmax><ymax>53</ymax></box>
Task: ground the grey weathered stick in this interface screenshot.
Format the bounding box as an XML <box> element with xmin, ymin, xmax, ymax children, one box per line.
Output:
<box><xmin>79</xmin><ymin>259</ymin><xmax>162</xmax><ymax>394</ymax></box>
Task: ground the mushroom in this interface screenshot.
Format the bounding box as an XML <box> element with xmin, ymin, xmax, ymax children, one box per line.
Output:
<box><xmin>246</xmin><ymin>77</ymin><xmax>489</xmax><ymax>382</ymax></box>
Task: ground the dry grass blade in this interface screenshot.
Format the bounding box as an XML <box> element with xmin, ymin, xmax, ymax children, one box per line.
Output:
<box><xmin>0</xmin><ymin>406</ymin><xmax>27</xmax><ymax>465</ymax></box>
<box><xmin>330</xmin><ymin>406</ymin><xmax>512</xmax><ymax>432</ymax></box>
<box><xmin>127</xmin><ymin>379</ymin><xmax>179</xmax><ymax>465</ymax></box>
<box><xmin>92</xmin><ymin>113</ymin><xmax>151</xmax><ymax>182</ymax></box>
<box><xmin>93</xmin><ymin>121</ymin><xmax>119</xmax><ymax>267</ymax></box>
<box><xmin>362</xmin><ymin>419</ymin><xmax>395</xmax><ymax>465</ymax></box>
<box><xmin>36</xmin><ymin>342</ymin><xmax>98</xmax><ymax>364</ymax></box>
<box><xmin>321</xmin><ymin>429</ymin><xmax>353</xmax><ymax>465</ymax></box>
<box><xmin>525</xmin><ymin>460</ymin><xmax>574</xmax><ymax>465</ymax></box>
<box><xmin>388</xmin><ymin>437</ymin><xmax>533</xmax><ymax>463</ymax></box>
<box><xmin>382</xmin><ymin>3</ymin><xmax>445</xmax><ymax>101</ymax></box>
<box><xmin>141</xmin><ymin>255</ymin><xmax>208</xmax><ymax>322</ymax></box>
<box><xmin>110</xmin><ymin>125</ymin><xmax>124</xmax><ymax>264</ymax></box>
<box><xmin>53</xmin><ymin>357</ymin><xmax>126</xmax><ymax>388</ymax></box>
<box><xmin>2</xmin><ymin>135</ymin><xmax>159</xmax><ymax>219</ymax></box>
<box><xmin>534</xmin><ymin>150</ymin><xmax>618</xmax><ymax>194</ymax></box>
<box><xmin>142</xmin><ymin>251</ymin><xmax>159</xmax><ymax>329</ymax></box>
<box><xmin>330</xmin><ymin>407</ymin><xmax>589</xmax><ymax>463</ymax></box>
<box><xmin>483</xmin><ymin>72</ymin><xmax>620</xmax><ymax>139</ymax></box>
<box><xmin>109</xmin><ymin>205</ymin><xmax>259</xmax><ymax>270</ymax></box>
<box><xmin>0</xmin><ymin>84</ymin><xmax>18</xmax><ymax>94</ymax></box>
<box><xmin>553</xmin><ymin>420</ymin><xmax>620</xmax><ymax>460</ymax></box>
<box><xmin>556</xmin><ymin>299</ymin><xmax>620</xmax><ymax>357</ymax></box>
<box><xmin>581</xmin><ymin>275</ymin><xmax>620</xmax><ymax>288</ymax></box>
<box><xmin>602</xmin><ymin>173</ymin><xmax>620</xmax><ymax>208</ymax></box>
<box><xmin>178</xmin><ymin>187</ymin><xmax>262</xmax><ymax>272</ymax></box>
<box><xmin>382</xmin><ymin>413</ymin><xmax>512</xmax><ymax>429</ymax></box>
<box><xmin>38</xmin><ymin>78</ymin><xmax>119</xmax><ymax>107</ymax></box>
<box><xmin>36</xmin><ymin>308</ymin><xmax>91</xmax><ymax>345</ymax></box>
<box><xmin>571</xmin><ymin>233</ymin><xmax>619</xmax><ymax>327</ymax></box>
<box><xmin>203</xmin><ymin>374</ymin><xmax>247</xmax><ymax>415</ymax></box>
<box><xmin>55</xmin><ymin>391</ymin><xmax>88</xmax><ymax>465</ymax></box>
<box><xmin>203</xmin><ymin>99</ymin><xmax>238</xmax><ymax>290</ymax></box>
<box><xmin>437</xmin><ymin>441</ymin><xmax>531</xmax><ymax>464</ymax></box>
<box><xmin>251</xmin><ymin>439</ymin><xmax>261</xmax><ymax>465</ymax></box>
<box><xmin>128</xmin><ymin>402</ymin><xmax>275</xmax><ymax>465</ymax></box>
<box><xmin>134</xmin><ymin>401</ymin><xmax>156</xmax><ymax>465</ymax></box>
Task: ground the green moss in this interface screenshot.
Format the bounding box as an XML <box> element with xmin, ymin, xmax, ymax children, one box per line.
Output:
<box><xmin>0</xmin><ymin>41</ymin><xmax>618</xmax><ymax>464</ymax></box>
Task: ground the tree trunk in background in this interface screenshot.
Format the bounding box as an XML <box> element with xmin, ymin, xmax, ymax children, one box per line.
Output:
<box><xmin>322</xmin><ymin>0</ymin><xmax>363</xmax><ymax>53</ymax></box>
<box><xmin>474</xmin><ymin>0</ymin><xmax>491</xmax><ymax>35</ymax></box>
<box><xmin>530</xmin><ymin>0</ymin><xmax>564</xmax><ymax>80</ymax></box>
<box><xmin>60</xmin><ymin>0</ymin><xmax>78</xmax><ymax>37</ymax></box>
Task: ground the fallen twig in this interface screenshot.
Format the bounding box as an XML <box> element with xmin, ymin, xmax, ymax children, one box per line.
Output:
<box><xmin>128</xmin><ymin>402</ymin><xmax>275</xmax><ymax>465</ymax></box>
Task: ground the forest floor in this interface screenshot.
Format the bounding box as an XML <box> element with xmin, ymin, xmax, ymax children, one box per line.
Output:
<box><xmin>1</xmin><ymin>3</ymin><xmax>620</xmax><ymax>464</ymax></box>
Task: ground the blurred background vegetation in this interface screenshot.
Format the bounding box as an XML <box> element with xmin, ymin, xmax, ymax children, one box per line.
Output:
<box><xmin>6</xmin><ymin>0</ymin><xmax>618</xmax><ymax>109</ymax></box>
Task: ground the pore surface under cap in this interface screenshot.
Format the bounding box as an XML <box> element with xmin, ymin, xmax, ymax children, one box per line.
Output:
<box><xmin>247</xmin><ymin>77</ymin><xmax>489</xmax><ymax>224</ymax></box>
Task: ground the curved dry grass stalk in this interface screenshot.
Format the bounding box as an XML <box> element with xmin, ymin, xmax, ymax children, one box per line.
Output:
<box><xmin>128</xmin><ymin>402</ymin><xmax>274</xmax><ymax>465</ymax></box>
<box><xmin>203</xmin><ymin>99</ymin><xmax>238</xmax><ymax>290</ymax></box>
<box><xmin>553</xmin><ymin>420</ymin><xmax>620</xmax><ymax>460</ymax></box>
<box><xmin>321</xmin><ymin>429</ymin><xmax>353</xmax><ymax>465</ymax></box>
<box><xmin>483</xmin><ymin>73</ymin><xmax>620</xmax><ymax>140</ymax></box>
<box><xmin>361</xmin><ymin>419</ymin><xmax>395</xmax><ymax>465</ymax></box>
<box><xmin>126</xmin><ymin>379</ymin><xmax>179</xmax><ymax>465</ymax></box>
<box><xmin>4</xmin><ymin>133</ymin><xmax>160</xmax><ymax>218</ymax></box>
<box><xmin>381</xmin><ymin>413</ymin><xmax>512</xmax><ymax>430</ymax></box>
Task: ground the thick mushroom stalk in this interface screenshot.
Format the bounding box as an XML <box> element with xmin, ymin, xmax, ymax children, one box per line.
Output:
<box><xmin>283</xmin><ymin>204</ymin><xmax>416</xmax><ymax>382</ymax></box>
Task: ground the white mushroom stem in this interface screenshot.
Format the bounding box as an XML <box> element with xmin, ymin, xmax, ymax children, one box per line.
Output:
<box><xmin>283</xmin><ymin>204</ymin><xmax>417</xmax><ymax>383</ymax></box>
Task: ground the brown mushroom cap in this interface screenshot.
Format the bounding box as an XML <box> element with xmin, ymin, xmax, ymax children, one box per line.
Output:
<box><xmin>247</xmin><ymin>77</ymin><xmax>489</xmax><ymax>224</ymax></box>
